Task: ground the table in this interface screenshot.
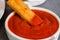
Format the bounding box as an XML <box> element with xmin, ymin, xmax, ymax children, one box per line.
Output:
<box><xmin>0</xmin><ymin>0</ymin><xmax>60</xmax><ymax>40</ymax></box>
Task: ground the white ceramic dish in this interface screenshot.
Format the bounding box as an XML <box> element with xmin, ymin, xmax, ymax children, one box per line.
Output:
<box><xmin>5</xmin><ymin>7</ymin><xmax>60</xmax><ymax>40</ymax></box>
<box><xmin>0</xmin><ymin>0</ymin><xmax>5</xmax><ymax>19</ymax></box>
<box><xmin>24</xmin><ymin>0</ymin><xmax>46</xmax><ymax>6</ymax></box>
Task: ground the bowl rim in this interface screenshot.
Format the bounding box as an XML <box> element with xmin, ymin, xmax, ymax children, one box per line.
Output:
<box><xmin>5</xmin><ymin>7</ymin><xmax>60</xmax><ymax>40</ymax></box>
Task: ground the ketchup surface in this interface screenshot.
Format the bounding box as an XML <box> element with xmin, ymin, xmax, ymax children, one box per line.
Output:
<box><xmin>8</xmin><ymin>9</ymin><xmax>59</xmax><ymax>39</ymax></box>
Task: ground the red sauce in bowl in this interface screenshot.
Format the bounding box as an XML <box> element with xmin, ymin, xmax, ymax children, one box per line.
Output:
<box><xmin>8</xmin><ymin>9</ymin><xmax>59</xmax><ymax>39</ymax></box>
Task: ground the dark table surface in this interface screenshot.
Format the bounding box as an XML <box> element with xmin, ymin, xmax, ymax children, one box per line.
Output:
<box><xmin>0</xmin><ymin>0</ymin><xmax>60</xmax><ymax>40</ymax></box>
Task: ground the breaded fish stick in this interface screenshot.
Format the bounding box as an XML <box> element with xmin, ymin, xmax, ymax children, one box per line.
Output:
<box><xmin>7</xmin><ymin>0</ymin><xmax>43</xmax><ymax>25</ymax></box>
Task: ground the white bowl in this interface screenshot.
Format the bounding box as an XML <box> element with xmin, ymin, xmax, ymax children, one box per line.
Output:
<box><xmin>5</xmin><ymin>7</ymin><xmax>60</xmax><ymax>40</ymax></box>
<box><xmin>0</xmin><ymin>0</ymin><xmax>5</xmax><ymax>19</ymax></box>
<box><xmin>24</xmin><ymin>0</ymin><xmax>46</xmax><ymax>6</ymax></box>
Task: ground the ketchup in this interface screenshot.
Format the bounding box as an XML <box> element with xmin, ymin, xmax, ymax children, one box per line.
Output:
<box><xmin>8</xmin><ymin>9</ymin><xmax>59</xmax><ymax>39</ymax></box>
